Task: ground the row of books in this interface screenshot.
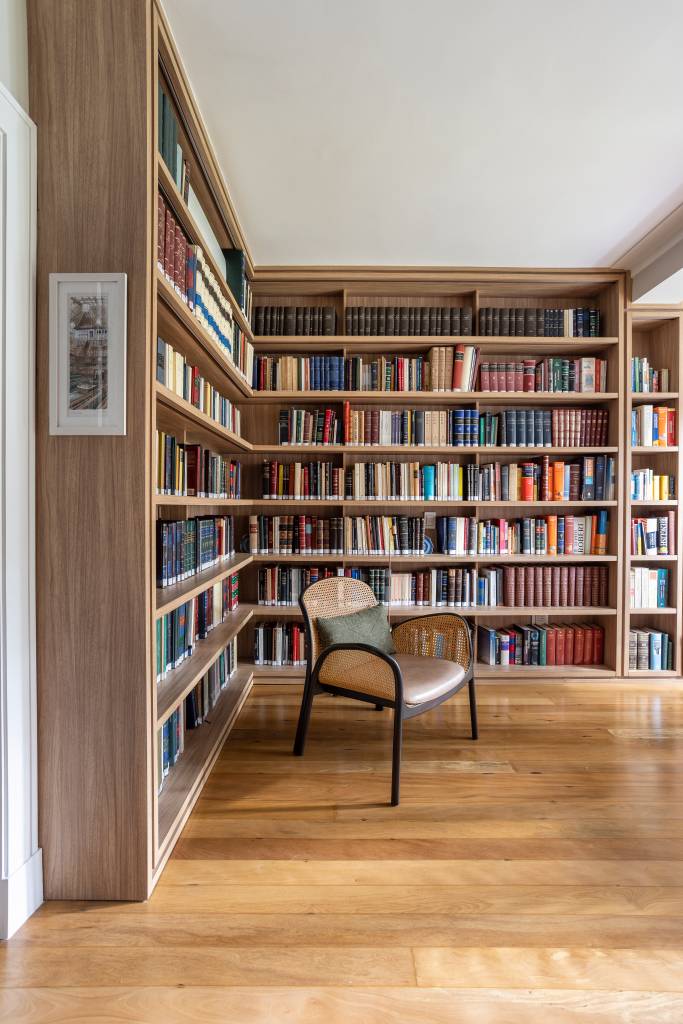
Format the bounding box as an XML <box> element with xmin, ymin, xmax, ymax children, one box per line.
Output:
<box><xmin>344</xmin><ymin>516</ymin><xmax>426</xmax><ymax>556</ymax></box>
<box><xmin>254</xmin><ymin>305</ymin><xmax>336</xmax><ymax>336</ymax></box>
<box><xmin>630</xmin><ymin>514</ymin><xmax>676</xmax><ymax>557</ymax></box>
<box><xmin>628</xmin><ymin>628</ymin><xmax>674</xmax><ymax>671</ymax></box>
<box><xmin>480</xmin><ymin>357</ymin><xmax>608</xmax><ymax>394</ymax></box>
<box><xmin>156</xmin><ymin>432</ymin><xmax>241</xmax><ymax>498</ymax></box>
<box><xmin>253</xmin><ymin>353</ymin><xmax>433</xmax><ymax>392</ymax></box>
<box><xmin>157</xmin><ymin>193</ymin><xmax>254</xmax><ymax>381</ymax></box>
<box><xmin>478</xmin><ymin>623</ymin><xmax>605</xmax><ymax>666</ymax></box>
<box><xmin>498</xmin><ymin>564</ymin><xmax>608</xmax><ymax>608</ymax></box>
<box><xmin>630</xmin><ymin>470</ymin><xmax>676</xmax><ymax>503</ymax></box>
<box><xmin>254</xmin><ymin>622</ymin><xmax>306</xmax><ymax>667</ymax></box>
<box><xmin>156</xmin><ymin>516</ymin><xmax>235</xmax><ymax>589</ymax></box>
<box><xmin>254</xmin><ymin>351</ymin><xmax>611</xmax><ymax>395</ymax></box>
<box><xmin>158</xmin><ymin>84</ymin><xmax>189</xmax><ymax>200</ymax></box>
<box><xmin>185</xmin><ymin>639</ymin><xmax>239</xmax><ymax>728</ymax></box>
<box><xmin>156</xmin><ymin>337</ymin><xmax>242</xmax><ymax>437</ymax></box>
<box><xmin>629</xmin><ymin>568</ymin><xmax>670</xmax><ymax>608</ymax></box>
<box><xmin>631</xmin><ymin>406</ymin><xmax>676</xmax><ymax>447</ymax></box>
<box><xmin>158</xmin><ymin>707</ymin><xmax>183</xmax><ymax>787</ymax></box>
<box><xmin>477</xmin><ymin>307</ymin><xmax>601</xmax><ymax>338</ymax></box>
<box><xmin>254</xmin><ymin>563</ymin><xmax>608</xmax><ymax>610</ymax></box>
<box><xmin>631</xmin><ymin>358</ymin><xmax>669</xmax><ymax>394</ymax></box>
<box><xmin>158</xmin><ymin>639</ymin><xmax>238</xmax><ymax>792</ymax></box>
<box><xmin>277</xmin><ymin>405</ymin><xmax>609</xmax><ymax>449</ymax></box>
<box><xmin>156</xmin><ymin>577</ymin><xmax>237</xmax><ymax>682</ymax></box>
<box><xmin>260</xmin><ymin>456</ymin><xmax>616</xmax><ymax>503</ymax></box>
<box><xmin>248</xmin><ymin>515</ymin><xmax>345</xmax><ymax>555</ymax></box>
<box><xmin>344</xmin><ymin>305</ymin><xmax>473</xmax><ymax>337</ymax></box>
<box><xmin>435</xmin><ymin>513</ymin><xmax>609</xmax><ymax>556</ymax></box>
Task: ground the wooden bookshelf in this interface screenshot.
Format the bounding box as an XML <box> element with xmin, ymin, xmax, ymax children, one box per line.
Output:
<box><xmin>624</xmin><ymin>309</ymin><xmax>683</xmax><ymax>675</ymax></box>
<box><xmin>31</xmin><ymin>0</ymin><xmax>676</xmax><ymax>908</ymax></box>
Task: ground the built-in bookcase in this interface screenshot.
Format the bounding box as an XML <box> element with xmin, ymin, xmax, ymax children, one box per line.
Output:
<box><xmin>624</xmin><ymin>309</ymin><xmax>683</xmax><ymax>675</ymax></box>
<box><xmin>29</xmin><ymin>0</ymin><xmax>677</xmax><ymax>905</ymax></box>
<box><xmin>239</xmin><ymin>275</ymin><xmax>626</xmax><ymax>680</ymax></box>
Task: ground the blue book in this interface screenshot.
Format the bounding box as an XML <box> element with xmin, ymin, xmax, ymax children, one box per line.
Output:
<box><xmin>436</xmin><ymin>517</ymin><xmax>447</xmax><ymax>553</ymax></box>
<box><xmin>423</xmin><ymin>464</ymin><xmax>436</xmax><ymax>501</ymax></box>
<box><xmin>658</xmin><ymin>569</ymin><xmax>669</xmax><ymax>607</ymax></box>
<box><xmin>446</xmin><ymin>516</ymin><xmax>457</xmax><ymax>554</ymax></box>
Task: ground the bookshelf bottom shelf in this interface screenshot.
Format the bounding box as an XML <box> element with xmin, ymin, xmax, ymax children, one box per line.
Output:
<box><xmin>156</xmin><ymin>664</ymin><xmax>253</xmax><ymax>858</ymax></box>
<box><xmin>251</xmin><ymin>664</ymin><xmax>617</xmax><ymax>681</ymax></box>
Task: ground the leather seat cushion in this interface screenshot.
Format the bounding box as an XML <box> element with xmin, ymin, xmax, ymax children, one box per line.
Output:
<box><xmin>396</xmin><ymin>654</ymin><xmax>466</xmax><ymax>705</ymax></box>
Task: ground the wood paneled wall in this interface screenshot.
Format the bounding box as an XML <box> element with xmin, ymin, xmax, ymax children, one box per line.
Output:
<box><xmin>27</xmin><ymin>0</ymin><xmax>154</xmax><ymax>899</ymax></box>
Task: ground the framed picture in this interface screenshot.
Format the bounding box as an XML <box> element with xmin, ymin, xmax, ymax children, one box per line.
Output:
<box><xmin>49</xmin><ymin>272</ymin><xmax>127</xmax><ymax>435</ymax></box>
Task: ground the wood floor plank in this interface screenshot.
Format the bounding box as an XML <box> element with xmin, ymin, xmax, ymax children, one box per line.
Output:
<box><xmin>6</xmin><ymin>680</ymin><xmax>683</xmax><ymax>1023</ymax></box>
<box><xmin>12</xmin><ymin>911</ymin><xmax>683</xmax><ymax>950</ymax></box>
<box><xmin>158</xmin><ymin>858</ymin><xmax>683</xmax><ymax>887</ymax></box>
<box><xmin>1</xmin><ymin>987</ymin><xmax>683</xmax><ymax>1024</ymax></box>
<box><xmin>413</xmin><ymin>947</ymin><xmax>683</xmax><ymax>991</ymax></box>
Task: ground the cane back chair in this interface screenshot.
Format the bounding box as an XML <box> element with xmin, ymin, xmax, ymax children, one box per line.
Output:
<box><xmin>293</xmin><ymin>576</ymin><xmax>477</xmax><ymax>805</ymax></box>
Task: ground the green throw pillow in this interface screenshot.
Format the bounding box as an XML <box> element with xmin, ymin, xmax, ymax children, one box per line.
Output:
<box><xmin>317</xmin><ymin>603</ymin><xmax>396</xmax><ymax>655</ymax></box>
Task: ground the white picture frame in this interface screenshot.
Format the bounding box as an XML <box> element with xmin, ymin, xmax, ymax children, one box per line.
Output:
<box><xmin>49</xmin><ymin>272</ymin><xmax>127</xmax><ymax>435</ymax></box>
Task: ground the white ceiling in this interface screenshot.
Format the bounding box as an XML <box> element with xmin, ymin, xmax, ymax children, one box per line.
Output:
<box><xmin>162</xmin><ymin>0</ymin><xmax>683</xmax><ymax>269</ymax></box>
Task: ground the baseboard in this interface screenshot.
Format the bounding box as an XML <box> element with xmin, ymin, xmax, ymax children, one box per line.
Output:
<box><xmin>0</xmin><ymin>848</ymin><xmax>43</xmax><ymax>939</ymax></box>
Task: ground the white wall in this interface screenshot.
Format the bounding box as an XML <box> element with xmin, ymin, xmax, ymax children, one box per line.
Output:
<box><xmin>0</xmin><ymin>0</ymin><xmax>41</xmax><ymax>940</ymax></box>
<box><xmin>0</xmin><ymin>0</ymin><xmax>29</xmax><ymax>111</ymax></box>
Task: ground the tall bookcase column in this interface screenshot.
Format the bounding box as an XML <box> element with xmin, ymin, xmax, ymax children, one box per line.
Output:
<box><xmin>28</xmin><ymin>0</ymin><xmax>155</xmax><ymax>899</ymax></box>
<box><xmin>624</xmin><ymin>309</ymin><xmax>683</xmax><ymax>675</ymax></box>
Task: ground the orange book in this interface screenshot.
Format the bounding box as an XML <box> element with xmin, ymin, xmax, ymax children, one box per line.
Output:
<box><xmin>452</xmin><ymin>344</ymin><xmax>465</xmax><ymax>390</ymax></box>
<box><xmin>657</xmin><ymin>406</ymin><xmax>668</xmax><ymax>446</ymax></box>
<box><xmin>552</xmin><ymin>462</ymin><xmax>565</xmax><ymax>501</ymax></box>
<box><xmin>547</xmin><ymin>515</ymin><xmax>558</xmax><ymax>555</ymax></box>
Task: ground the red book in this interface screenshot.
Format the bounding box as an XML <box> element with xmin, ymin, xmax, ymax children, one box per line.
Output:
<box><xmin>164</xmin><ymin>208</ymin><xmax>175</xmax><ymax>281</ymax></box>
<box><xmin>551</xmin><ymin>566</ymin><xmax>560</xmax><ymax>607</ymax></box>
<box><xmin>505</xmin><ymin>362</ymin><xmax>515</xmax><ymax>391</ymax></box>
<box><xmin>490</xmin><ymin>362</ymin><xmax>500</xmax><ymax>391</ymax></box>
<box><xmin>567</xmin><ymin>565</ymin><xmax>576</xmax><ymax>607</ymax></box>
<box><xmin>546</xmin><ymin>625</ymin><xmax>557</xmax><ymax>665</ymax></box>
<box><xmin>668</xmin><ymin>409</ymin><xmax>676</xmax><ymax>446</ymax></box>
<box><xmin>565</xmin><ymin>625</ymin><xmax>575</xmax><ymax>665</ymax></box>
<box><xmin>543</xmin><ymin>565</ymin><xmax>552</xmax><ymax>606</ymax></box>
<box><xmin>322</xmin><ymin>409</ymin><xmax>332</xmax><ymax>444</ymax></box>
<box><xmin>556</xmin><ymin>625</ymin><xmax>566</xmax><ymax>665</ymax></box>
<box><xmin>534</xmin><ymin>565</ymin><xmax>543</xmax><ymax>605</ymax></box>
<box><xmin>157</xmin><ymin>194</ymin><xmax>166</xmax><ymax>270</ymax></box>
<box><xmin>523</xmin><ymin>360</ymin><xmax>536</xmax><ymax>392</ymax></box>
<box><xmin>583</xmin><ymin>625</ymin><xmax>594</xmax><ymax>665</ymax></box>
<box><xmin>480</xmin><ymin>362</ymin><xmax>490</xmax><ymax>391</ymax></box>
<box><xmin>515</xmin><ymin>565</ymin><xmax>525</xmax><ymax>607</ymax></box>
<box><xmin>184</xmin><ymin>444</ymin><xmax>201</xmax><ymax>497</ymax></box>
<box><xmin>593</xmin><ymin>625</ymin><xmax>604</xmax><ymax>665</ymax></box>
<box><xmin>573</xmin><ymin>624</ymin><xmax>585</xmax><ymax>665</ymax></box>
<box><xmin>174</xmin><ymin>222</ymin><xmax>186</xmax><ymax>299</ymax></box>
<box><xmin>514</xmin><ymin>362</ymin><xmax>524</xmax><ymax>391</ymax></box>
<box><xmin>452</xmin><ymin>344</ymin><xmax>465</xmax><ymax>390</ymax></box>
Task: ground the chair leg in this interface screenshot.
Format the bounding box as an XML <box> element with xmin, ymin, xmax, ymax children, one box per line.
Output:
<box><xmin>468</xmin><ymin>677</ymin><xmax>478</xmax><ymax>740</ymax></box>
<box><xmin>293</xmin><ymin>675</ymin><xmax>316</xmax><ymax>756</ymax></box>
<box><xmin>391</xmin><ymin>707</ymin><xmax>403</xmax><ymax>806</ymax></box>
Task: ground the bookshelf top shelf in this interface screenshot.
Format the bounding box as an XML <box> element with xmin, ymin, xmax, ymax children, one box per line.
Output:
<box><xmin>253</xmin><ymin>335</ymin><xmax>618</xmax><ymax>354</ymax></box>
<box><xmin>630</xmin><ymin>392</ymin><xmax>679</xmax><ymax>402</ymax></box>
<box><xmin>157</xmin><ymin>155</ymin><xmax>254</xmax><ymax>342</ymax></box>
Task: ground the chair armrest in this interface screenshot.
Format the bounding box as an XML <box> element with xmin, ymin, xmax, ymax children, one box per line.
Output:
<box><xmin>312</xmin><ymin>642</ymin><xmax>403</xmax><ymax>703</ymax></box>
<box><xmin>392</xmin><ymin>613</ymin><xmax>473</xmax><ymax>674</ymax></box>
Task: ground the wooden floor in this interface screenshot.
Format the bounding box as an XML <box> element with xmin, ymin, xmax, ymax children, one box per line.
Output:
<box><xmin>2</xmin><ymin>680</ymin><xmax>683</xmax><ymax>1022</ymax></box>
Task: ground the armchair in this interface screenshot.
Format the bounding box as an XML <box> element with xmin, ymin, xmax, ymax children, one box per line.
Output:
<box><xmin>293</xmin><ymin>577</ymin><xmax>477</xmax><ymax>805</ymax></box>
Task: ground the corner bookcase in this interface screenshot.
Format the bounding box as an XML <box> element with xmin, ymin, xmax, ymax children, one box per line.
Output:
<box><xmin>624</xmin><ymin>309</ymin><xmax>683</xmax><ymax>675</ymax></box>
<box><xmin>29</xmin><ymin>0</ymin><xmax>679</xmax><ymax>904</ymax></box>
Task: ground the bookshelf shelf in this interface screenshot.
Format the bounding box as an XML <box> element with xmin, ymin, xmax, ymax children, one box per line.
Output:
<box><xmin>477</xmin><ymin>663</ymin><xmax>616</xmax><ymax>679</ymax></box>
<box><xmin>253</xmin><ymin>335</ymin><xmax>620</xmax><ymax>355</ymax></box>
<box><xmin>630</xmin><ymin>555</ymin><xmax>678</xmax><ymax>563</ymax></box>
<box><xmin>156</xmin><ymin>607</ymin><xmax>254</xmax><ymax>723</ymax></box>
<box><xmin>249</xmin><ymin>603</ymin><xmax>618</xmax><ymax>619</ymax></box>
<box><xmin>630</xmin><ymin>392</ymin><xmax>679</xmax><ymax>402</ymax></box>
<box><xmin>624</xmin><ymin>309</ymin><xmax>682</xmax><ymax>676</ymax></box>
<box><xmin>155</xmin><ymin>381</ymin><xmax>252</xmax><ymax>452</ymax></box>
<box><xmin>157</xmin><ymin>272</ymin><xmax>252</xmax><ymax>400</ymax></box>
<box><xmin>156</xmin><ymin>553</ymin><xmax>253</xmax><ymax>617</ymax></box>
<box><xmin>251</xmin><ymin>444</ymin><xmax>619</xmax><ymax>456</ymax></box>
<box><xmin>252</xmin><ymin>553</ymin><xmax>618</xmax><ymax>565</ymax></box>
<box><xmin>250</xmin><ymin>390</ymin><xmax>619</xmax><ymax>406</ymax></box>
<box><xmin>632</xmin><ymin>446</ymin><xmax>679</xmax><ymax>453</ymax></box>
<box><xmin>157</xmin><ymin>155</ymin><xmax>254</xmax><ymax>341</ymax></box>
<box><xmin>156</xmin><ymin>664</ymin><xmax>253</xmax><ymax>852</ymax></box>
